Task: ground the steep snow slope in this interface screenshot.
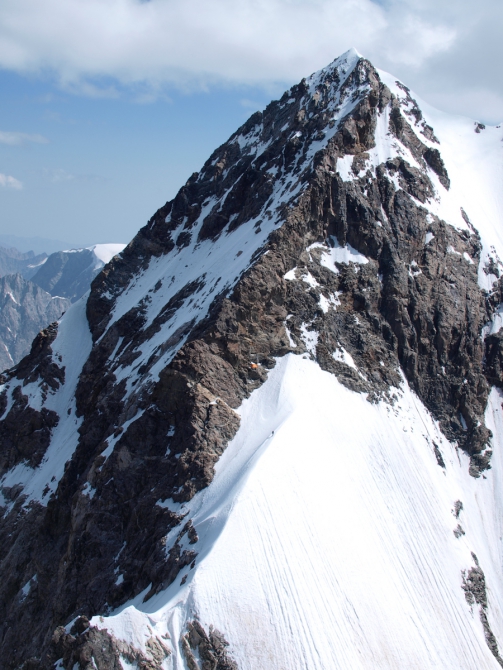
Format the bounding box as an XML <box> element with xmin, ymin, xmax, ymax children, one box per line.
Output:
<box><xmin>0</xmin><ymin>297</ymin><xmax>92</xmax><ymax>508</ymax></box>
<box><xmin>93</xmin><ymin>355</ymin><xmax>503</xmax><ymax>670</ymax></box>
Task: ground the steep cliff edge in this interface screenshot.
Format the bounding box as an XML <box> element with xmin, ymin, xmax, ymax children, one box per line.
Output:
<box><xmin>1</xmin><ymin>50</ymin><xmax>503</xmax><ymax>669</ymax></box>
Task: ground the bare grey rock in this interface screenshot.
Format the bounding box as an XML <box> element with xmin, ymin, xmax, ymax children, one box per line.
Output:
<box><xmin>0</xmin><ymin>274</ymin><xmax>69</xmax><ymax>369</ymax></box>
<box><xmin>31</xmin><ymin>248</ymin><xmax>100</xmax><ymax>303</ymax></box>
<box><xmin>0</xmin><ymin>245</ymin><xmax>48</xmax><ymax>280</ymax></box>
<box><xmin>462</xmin><ymin>558</ymin><xmax>503</xmax><ymax>666</ymax></box>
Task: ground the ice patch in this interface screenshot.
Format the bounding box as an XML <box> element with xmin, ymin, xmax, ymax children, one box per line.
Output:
<box><xmin>333</xmin><ymin>347</ymin><xmax>357</xmax><ymax>369</ymax></box>
<box><xmin>284</xmin><ymin>320</ymin><xmax>297</xmax><ymax>348</ymax></box>
<box><xmin>409</xmin><ymin>261</ymin><xmax>422</xmax><ymax>278</ymax></box>
<box><xmin>320</xmin><ymin>240</ymin><xmax>369</xmax><ymax>271</ymax></box>
<box><xmin>447</xmin><ymin>245</ymin><xmax>461</xmax><ymax>256</ymax></box>
<box><xmin>82</xmin><ymin>482</ymin><xmax>96</xmax><ymax>499</ymax></box>
<box><xmin>301</xmin><ymin>271</ymin><xmax>319</xmax><ymax>289</ymax></box>
<box><xmin>300</xmin><ymin>323</ymin><xmax>318</xmax><ymax>357</ymax></box>
<box><xmin>5</xmin><ymin>291</ymin><xmax>20</xmax><ymax>305</ymax></box>
<box><xmin>20</xmin><ymin>574</ymin><xmax>37</xmax><ymax>601</ymax></box>
<box><xmin>319</xmin><ymin>292</ymin><xmax>341</xmax><ymax>313</ymax></box>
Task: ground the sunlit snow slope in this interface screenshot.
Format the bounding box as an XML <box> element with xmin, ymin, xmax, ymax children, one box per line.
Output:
<box><xmin>95</xmin><ymin>355</ymin><xmax>503</xmax><ymax>670</ymax></box>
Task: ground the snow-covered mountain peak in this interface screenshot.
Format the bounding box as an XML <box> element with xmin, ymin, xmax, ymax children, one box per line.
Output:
<box><xmin>60</xmin><ymin>243</ymin><xmax>126</xmax><ymax>269</ymax></box>
<box><xmin>2</xmin><ymin>51</ymin><xmax>503</xmax><ymax>669</ymax></box>
<box><xmin>377</xmin><ymin>68</ymin><xmax>503</xmax><ymax>289</ymax></box>
<box><xmin>86</xmin><ymin>243</ymin><xmax>126</xmax><ymax>265</ymax></box>
<box><xmin>308</xmin><ymin>46</ymin><xmax>364</xmax><ymax>86</ymax></box>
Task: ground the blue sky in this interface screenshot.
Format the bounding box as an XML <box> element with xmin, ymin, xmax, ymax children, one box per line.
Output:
<box><xmin>1</xmin><ymin>0</ymin><xmax>502</xmax><ymax>249</ymax></box>
<box><xmin>0</xmin><ymin>70</ymin><xmax>271</xmax><ymax>248</ymax></box>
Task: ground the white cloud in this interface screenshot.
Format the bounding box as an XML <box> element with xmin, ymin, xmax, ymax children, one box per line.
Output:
<box><xmin>46</xmin><ymin>168</ymin><xmax>75</xmax><ymax>183</ymax></box>
<box><xmin>0</xmin><ymin>131</ymin><xmax>48</xmax><ymax>146</ymax></box>
<box><xmin>0</xmin><ymin>0</ymin><xmax>500</xmax><ymax>120</ymax></box>
<box><xmin>0</xmin><ymin>173</ymin><xmax>23</xmax><ymax>189</ymax></box>
<box><xmin>0</xmin><ymin>0</ymin><xmax>451</xmax><ymax>85</ymax></box>
<box><xmin>42</xmin><ymin>168</ymin><xmax>108</xmax><ymax>184</ymax></box>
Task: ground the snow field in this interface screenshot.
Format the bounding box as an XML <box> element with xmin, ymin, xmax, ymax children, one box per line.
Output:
<box><xmin>94</xmin><ymin>354</ymin><xmax>503</xmax><ymax>669</ymax></box>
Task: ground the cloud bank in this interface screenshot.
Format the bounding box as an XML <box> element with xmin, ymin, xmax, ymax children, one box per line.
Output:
<box><xmin>0</xmin><ymin>131</ymin><xmax>48</xmax><ymax>146</ymax></box>
<box><xmin>0</xmin><ymin>173</ymin><xmax>23</xmax><ymax>189</ymax></box>
<box><xmin>0</xmin><ymin>0</ymin><xmax>501</xmax><ymax>120</ymax></box>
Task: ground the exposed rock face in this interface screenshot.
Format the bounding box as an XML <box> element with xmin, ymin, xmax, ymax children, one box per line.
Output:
<box><xmin>0</xmin><ymin>245</ymin><xmax>48</xmax><ymax>280</ymax></box>
<box><xmin>181</xmin><ymin>621</ymin><xmax>237</xmax><ymax>670</ymax></box>
<box><xmin>0</xmin><ymin>274</ymin><xmax>69</xmax><ymax>369</ymax></box>
<box><xmin>462</xmin><ymin>554</ymin><xmax>503</xmax><ymax>667</ymax></box>
<box><xmin>0</xmin><ymin>50</ymin><xmax>502</xmax><ymax>668</ymax></box>
<box><xmin>42</xmin><ymin>616</ymin><xmax>171</xmax><ymax>670</ymax></box>
<box><xmin>30</xmin><ymin>247</ymin><xmax>122</xmax><ymax>303</ymax></box>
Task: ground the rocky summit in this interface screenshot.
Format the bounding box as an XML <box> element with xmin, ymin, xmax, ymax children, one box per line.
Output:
<box><xmin>1</xmin><ymin>49</ymin><xmax>503</xmax><ymax>669</ymax></box>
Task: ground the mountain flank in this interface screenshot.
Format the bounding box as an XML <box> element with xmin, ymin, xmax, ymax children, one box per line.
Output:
<box><xmin>1</xmin><ymin>50</ymin><xmax>503</xmax><ymax>669</ymax></box>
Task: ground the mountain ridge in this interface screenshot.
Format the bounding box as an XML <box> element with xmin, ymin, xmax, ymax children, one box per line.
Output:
<box><xmin>1</xmin><ymin>50</ymin><xmax>503</xmax><ymax>668</ymax></box>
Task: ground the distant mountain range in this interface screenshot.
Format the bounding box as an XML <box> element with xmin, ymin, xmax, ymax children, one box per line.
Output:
<box><xmin>0</xmin><ymin>243</ymin><xmax>125</xmax><ymax>368</ymax></box>
<box><xmin>0</xmin><ymin>245</ymin><xmax>48</xmax><ymax>280</ymax></box>
<box><xmin>0</xmin><ymin>234</ymin><xmax>83</xmax><ymax>255</ymax></box>
<box><xmin>0</xmin><ymin>274</ymin><xmax>69</xmax><ymax>370</ymax></box>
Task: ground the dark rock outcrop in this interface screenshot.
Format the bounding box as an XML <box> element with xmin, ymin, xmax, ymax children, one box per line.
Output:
<box><xmin>181</xmin><ymin>621</ymin><xmax>238</xmax><ymax>670</ymax></box>
<box><xmin>43</xmin><ymin>616</ymin><xmax>171</xmax><ymax>670</ymax></box>
<box><xmin>462</xmin><ymin>554</ymin><xmax>503</xmax><ymax>667</ymax></box>
<box><xmin>0</xmin><ymin>322</ymin><xmax>63</xmax><ymax>474</ymax></box>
